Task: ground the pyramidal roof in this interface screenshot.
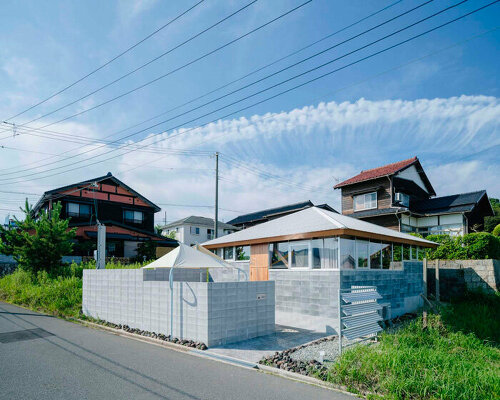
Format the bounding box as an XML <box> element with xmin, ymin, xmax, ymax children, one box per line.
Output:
<box><xmin>202</xmin><ymin>207</ymin><xmax>436</xmax><ymax>247</ymax></box>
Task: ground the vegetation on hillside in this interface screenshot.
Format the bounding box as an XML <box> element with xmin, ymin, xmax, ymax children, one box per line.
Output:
<box><xmin>420</xmin><ymin>232</ymin><xmax>500</xmax><ymax>260</ymax></box>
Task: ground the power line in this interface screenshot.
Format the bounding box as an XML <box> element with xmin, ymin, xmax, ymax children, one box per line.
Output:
<box><xmin>5</xmin><ymin>0</ymin><xmax>259</xmax><ymax>130</ymax></box>
<box><xmin>2</xmin><ymin>0</ymin><xmax>206</xmax><ymax>122</ymax></box>
<box><xmin>0</xmin><ymin>0</ymin><xmax>406</xmax><ymax>170</ymax></box>
<box><xmin>0</xmin><ymin>1</ymin><xmax>496</xmax><ymax>186</ymax></box>
<box><xmin>0</xmin><ymin>0</ymin><xmax>438</xmax><ymax>179</ymax></box>
<box><xmin>4</xmin><ymin>0</ymin><xmax>310</xmax><ymax>135</ymax></box>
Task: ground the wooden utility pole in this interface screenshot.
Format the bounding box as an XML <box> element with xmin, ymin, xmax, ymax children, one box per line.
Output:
<box><xmin>214</xmin><ymin>152</ymin><xmax>219</xmax><ymax>239</ymax></box>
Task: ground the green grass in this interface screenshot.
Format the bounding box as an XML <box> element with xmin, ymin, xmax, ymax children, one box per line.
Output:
<box><xmin>0</xmin><ymin>260</ymin><xmax>149</xmax><ymax>317</ymax></box>
<box><xmin>324</xmin><ymin>293</ymin><xmax>500</xmax><ymax>400</ymax></box>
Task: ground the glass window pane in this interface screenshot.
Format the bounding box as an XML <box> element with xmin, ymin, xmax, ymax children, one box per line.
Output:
<box><xmin>340</xmin><ymin>238</ymin><xmax>355</xmax><ymax>269</ymax></box>
<box><xmin>369</xmin><ymin>241</ymin><xmax>382</xmax><ymax>269</ymax></box>
<box><xmin>223</xmin><ymin>247</ymin><xmax>234</xmax><ymax>260</ymax></box>
<box><xmin>134</xmin><ymin>211</ymin><xmax>143</xmax><ymax>222</ymax></box>
<box><xmin>418</xmin><ymin>246</ymin><xmax>425</xmax><ymax>260</ymax></box>
<box><xmin>124</xmin><ymin>210</ymin><xmax>134</xmax><ymax>220</ymax></box>
<box><xmin>68</xmin><ymin>203</ymin><xmax>79</xmax><ymax>215</ymax></box>
<box><xmin>323</xmin><ymin>238</ymin><xmax>338</xmax><ymax>269</ymax></box>
<box><xmin>393</xmin><ymin>244</ymin><xmax>402</xmax><ymax>262</ymax></box>
<box><xmin>290</xmin><ymin>241</ymin><xmax>309</xmax><ymax>268</ymax></box>
<box><xmin>311</xmin><ymin>239</ymin><xmax>322</xmax><ymax>269</ymax></box>
<box><xmin>354</xmin><ymin>195</ymin><xmax>364</xmax><ymax>211</ymax></box>
<box><xmin>80</xmin><ymin>204</ymin><xmax>90</xmax><ymax>216</ymax></box>
<box><xmin>269</xmin><ymin>242</ymin><xmax>289</xmax><ymax>269</ymax></box>
<box><xmin>381</xmin><ymin>243</ymin><xmax>391</xmax><ymax>269</ymax></box>
<box><xmin>235</xmin><ymin>245</ymin><xmax>250</xmax><ymax>261</ymax></box>
<box><xmin>403</xmin><ymin>244</ymin><xmax>410</xmax><ymax>261</ymax></box>
<box><xmin>357</xmin><ymin>239</ymin><xmax>369</xmax><ymax>268</ymax></box>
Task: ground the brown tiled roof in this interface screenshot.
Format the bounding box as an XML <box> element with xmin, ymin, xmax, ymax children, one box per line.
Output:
<box><xmin>334</xmin><ymin>157</ymin><xmax>418</xmax><ymax>188</ymax></box>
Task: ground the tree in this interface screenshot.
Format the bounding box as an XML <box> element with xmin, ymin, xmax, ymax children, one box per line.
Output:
<box><xmin>166</xmin><ymin>231</ymin><xmax>177</xmax><ymax>240</ymax></box>
<box><xmin>0</xmin><ymin>201</ymin><xmax>76</xmax><ymax>275</ymax></box>
<box><xmin>484</xmin><ymin>198</ymin><xmax>500</xmax><ymax>232</ymax></box>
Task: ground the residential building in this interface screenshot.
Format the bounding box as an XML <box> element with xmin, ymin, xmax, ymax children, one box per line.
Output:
<box><xmin>227</xmin><ymin>200</ymin><xmax>338</xmax><ymax>229</ymax></box>
<box><xmin>33</xmin><ymin>172</ymin><xmax>177</xmax><ymax>258</ymax></box>
<box><xmin>203</xmin><ymin>206</ymin><xmax>436</xmax><ymax>332</ymax></box>
<box><xmin>334</xmin><ymin>157</ymin><xmax>494</xmax><ymax>236</ymax></box>
<box><xmin>160</xmin><ymin>216</ymin><xmax>238</xmax><ymax>246</ymax></box>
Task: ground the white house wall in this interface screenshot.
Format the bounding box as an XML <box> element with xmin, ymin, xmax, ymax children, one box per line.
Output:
<box><xmin>397</xmin><ymin>165</ymin><xmax>428</xmax><ymax>193</ymax></box>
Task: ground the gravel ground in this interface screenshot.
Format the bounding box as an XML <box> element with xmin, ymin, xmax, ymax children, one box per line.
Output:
<box><xmin>290</xmin><ymin>337</ymin><xmax>370</xmax><ymax>363</ymax></box>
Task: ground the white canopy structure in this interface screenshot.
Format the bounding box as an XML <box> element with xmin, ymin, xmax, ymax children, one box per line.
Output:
<box><xmin>142</xmin><ymin>243</ymin><xmax>228</xmax><ymax>269</ymax></box>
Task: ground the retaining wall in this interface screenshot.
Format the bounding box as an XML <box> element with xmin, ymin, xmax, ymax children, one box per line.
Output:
<box><xmin>82</xmin><ymin>269</ymin><xmax>274</xmax><ymax>347</ymax></box>
<box><xmin>427</xmin><ymin>259</ymin><xmax>499</xmax><ymax>300</ymax></box>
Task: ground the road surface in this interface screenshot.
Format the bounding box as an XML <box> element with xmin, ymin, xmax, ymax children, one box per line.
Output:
<box><xmin>0</xmin><ymin>302</ymin><xmax>356</xmax><ymax>400</ymax></box>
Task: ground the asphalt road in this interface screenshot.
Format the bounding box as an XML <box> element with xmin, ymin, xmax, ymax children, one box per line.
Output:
<box><xmin>0</xmin><ymin>302</ymin><xmax>356</xmax><ymax>400</ymax></box>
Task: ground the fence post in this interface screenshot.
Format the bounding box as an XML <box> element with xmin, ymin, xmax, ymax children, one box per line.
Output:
<box><xmin>423</xmin><ymin>258</ymin><xmax>427</xmax><ymax>297</ymax></box>
<box><xmin>435</xmin><ymin>259</ymin><xmax>440</xmax><ymax>302</ymax></box>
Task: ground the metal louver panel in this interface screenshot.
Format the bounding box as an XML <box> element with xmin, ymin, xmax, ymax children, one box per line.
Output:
<box><xmin>342</xmin><ymin>311</ymin><xmax>381</xmax><ymax>329</ymax></box>
<box><xmin>341</xmin><ymin>291</ymin><xmax>382</xmax><ymax>303</ymax></box>
<box><xmin>343</xmin><ymin>323</ymin><xmax>382</xmax><ymax>340</ymax></box>
<box><xmin>342</xmin><ymin>302</ymin><xmax>382</xmax><ymax>316</ymax></box>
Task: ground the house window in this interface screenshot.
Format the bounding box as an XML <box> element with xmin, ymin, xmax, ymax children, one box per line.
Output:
<box><xmin>190</xmin><ymin>226</ymin><xmax>200</xmax><ymax>235</ymax></box>
<box><xmin>223</xmin><ymin>247</ymin><xmax>234</xmax><ymax>260</ymax></box>
<box><xmin>207</xmin><ymin>228</ymin><xmax>214</xmax><ymax>239</ymax></box>
<box><xmin>322</xmin><ymin>238</ymin><xmax>339</xmax><ymax>269</ymax></box>
<box><xmin>356</xmin><ymin>239</ymin><xmax>369</xmax><ymax>268</ymax></box>
<box><xmin>124</xmin><ymin>210</ymin><xmax>143</xmax><ymax>223</ymax></box>
<box><xmin>67</xmin><ymin>202</ymin><xmax>91</xmax><ymax>218</ymax></box>
<box><xmin>353</xmin><ymin>192</ymin><xmax>377</xmax><ymax>211</ymax></box>
<box><xmin>269</xmin><ymin>242</ymin><xmax>289</xmax><ymax>269</ymax></box>
<box><xmin>289</xmin><ymin>241</ymin><xmax>309</xmax><ymax>268</ymax></box>
<box><xmin>235</xmin><ymin>245</ymin><xmax>250</xmax><ymax>261</ymax></box>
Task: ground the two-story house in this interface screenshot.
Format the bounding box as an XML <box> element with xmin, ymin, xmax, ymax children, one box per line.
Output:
<box><xmin>334</xmin><ymin>157</ymin><xmax>494</xmax><ymax>236</ymax></box>
<box><xmin>33</xmin><ymin>172</ymin><xmax>177</xmax><ymax>258</ymax></box>
<box><xmin>161</xmin><ymin>216</ymin><xmax>238</xmax><ymax>246</ymax></box>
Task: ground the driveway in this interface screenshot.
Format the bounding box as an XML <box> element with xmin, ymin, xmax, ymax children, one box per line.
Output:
<box><xmin>0</xmin><ymin>302</ymin><xmax>357</xmax><ymax>400</ymax></box>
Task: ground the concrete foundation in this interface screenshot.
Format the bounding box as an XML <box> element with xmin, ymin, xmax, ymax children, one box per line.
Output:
<box><xmin>82</xmin><ymin>269</ymin><xmax>275</xmax><ymax>347</ymax></box>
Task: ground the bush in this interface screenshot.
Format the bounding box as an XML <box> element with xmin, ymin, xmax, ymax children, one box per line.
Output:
<box><xmin>492</xmin><ymin>224</ymin><xmax>500</xmax><ymax>237</ymax></box>
<box><xmin>424</xmin><ymin>232</ymin><xmax>500</xmax><ymax>260</ymax></box>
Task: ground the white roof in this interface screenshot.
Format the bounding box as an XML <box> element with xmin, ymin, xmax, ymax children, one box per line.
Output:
<box><xmin>202</xmin><ymin>207</ymin><xmax>436</xmax><ymax>246</ymax></box>
<box><xmin>142</xmin><ymin>243</ymin><xmax>229</xmax><ymax>269</ymax></box>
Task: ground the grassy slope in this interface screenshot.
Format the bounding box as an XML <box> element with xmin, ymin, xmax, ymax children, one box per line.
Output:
<box><xmin>325</xmin><ymin>293</ymin><xmax>500</xmax><ymax>400</ymax></box>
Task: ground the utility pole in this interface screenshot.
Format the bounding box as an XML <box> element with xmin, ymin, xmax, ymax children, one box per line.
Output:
<box><xmin>214</xmin><ymin>152</ymin><xmax>219</xmax><ymax>239</ymax></box>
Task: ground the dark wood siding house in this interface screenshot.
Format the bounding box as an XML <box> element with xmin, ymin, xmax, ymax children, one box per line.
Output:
<box><xmin>33</xmin><ymin>172</ymin><xmax>177</xmax><ymax>258</ymax></box>
<box><xmin>334</xmin><ymin>157</ymin><xmax>494</xmax><ymax>236</ymax></box>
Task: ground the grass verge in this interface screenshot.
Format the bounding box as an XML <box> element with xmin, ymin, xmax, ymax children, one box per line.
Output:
<box><xmin>323</xmin><ymin>292</ymin><xmax>500</xmax><ymax>400</ymax></box>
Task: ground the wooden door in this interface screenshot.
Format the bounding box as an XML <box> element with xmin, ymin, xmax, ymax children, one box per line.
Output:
<box><xmin>250</xmin><ymin>243</ymin><xmax>269</xmax><ymax>281</ymax></box>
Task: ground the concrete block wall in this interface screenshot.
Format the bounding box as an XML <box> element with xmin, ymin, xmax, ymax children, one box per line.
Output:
<box><xmin>269</xmin><ymin>270</ymin><xmax>340</xmax><ymax>334</ymax></box>
<box><xmin>82</xmin><ymin>269</ymin><xmax>274</xmax><ymax>347</ymax></box>
<box><xmin>427</xmin><ymin>259</ymin><xmax>499</xmax><ymax>300</ymax></box>
<box><xmin>341</xmin><ymin>261</ymin><xmax>424</xmax><ymax>317</ymax></box>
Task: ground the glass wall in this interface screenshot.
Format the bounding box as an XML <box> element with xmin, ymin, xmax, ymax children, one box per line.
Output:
<box><xmin>311</xmin><ymin>239</ymin><xmax>322</xmax><ymax>269</ymax></box>
<box><xmin>223</xmin><ymin>247</ymin><xmax>234</xmax><ymax>260</ymax></box>
<box><xmin>322</xmin><ymin>238</ymin><xmax>338</xmax><ymax>269</ymax></box>
<box><xmin>370</xmin><ymin>241</ymin><xmax>383</xmax><ymax>269</ymax></box>
<box><xmin>340</xmin><ymin>237</ymin><xmax>356</xmax><ymax>270</ymax></box>
<box><xmin>269</xmin><ymin>242</ymin><xmax>289</xmax><ymax>269</ymax></box>
<box><xmin>235</xmin><ymin>245</ymin><xmax>250</xmax><ymax>261</ymax></box>
<box><xmin>290</xmin><ymin>241</ymin><xmax>309</xmax><ymax>268</ymax></box>
<box><xmin>356</xmin><ymin>240</ymin><xmax>369</xmax><ymax>268</ymax></box>
<box><xmin>381</xmin><ymin>243</ymin><xmax>391</xmax><ymax>269</ymax></box>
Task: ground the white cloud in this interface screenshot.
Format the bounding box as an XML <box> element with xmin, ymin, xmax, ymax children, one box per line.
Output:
<box><xmin>0</xmin><ymin>95</ymin><xmax>498</xmax><ymax>224</ymax></box>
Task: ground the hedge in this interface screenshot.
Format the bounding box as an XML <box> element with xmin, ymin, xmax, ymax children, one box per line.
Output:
<box><xmin>423</xmin><ymin>232</ymin><xmax>500</xmax><ymax>260</ymax></box>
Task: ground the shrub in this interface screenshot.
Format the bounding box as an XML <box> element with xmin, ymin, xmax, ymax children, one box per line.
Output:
<box><xmin>424</xmin><ymin>232</ymin><xmax>500</xmax><ymax>260</ymax></box>
<box><xmin>492</xmin><ymin>224</ymin><xmax>500</xmax><ymax>237</ymax></box>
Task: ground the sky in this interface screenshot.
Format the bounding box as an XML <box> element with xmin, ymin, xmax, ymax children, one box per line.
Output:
<box><xmin>0</xmin><ymin>0</ymin><xmax>499</xmax><ymax>226</ymax></box>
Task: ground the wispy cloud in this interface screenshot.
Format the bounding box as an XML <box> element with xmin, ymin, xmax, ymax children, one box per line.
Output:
<box><xmin>0</xmin><ymin>95</ymin><xmax>498</xmax><ymax>223</ymax></box>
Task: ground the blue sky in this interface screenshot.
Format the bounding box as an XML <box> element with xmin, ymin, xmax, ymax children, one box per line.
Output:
<box><xmin>0</xmin><ymin>0</ymin><xmax>499</xmax><ymax>224</ymax></box>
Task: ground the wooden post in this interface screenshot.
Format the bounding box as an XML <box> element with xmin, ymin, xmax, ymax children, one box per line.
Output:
<box><xmin>423</xmin><ymin>258</ymin><xmax>427</xmax><ymax>297</ymax></box>
<box><xmin>435</xmin><ymin>259</ymin><xmax>440</xmax><ymax>302</ymax></box>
